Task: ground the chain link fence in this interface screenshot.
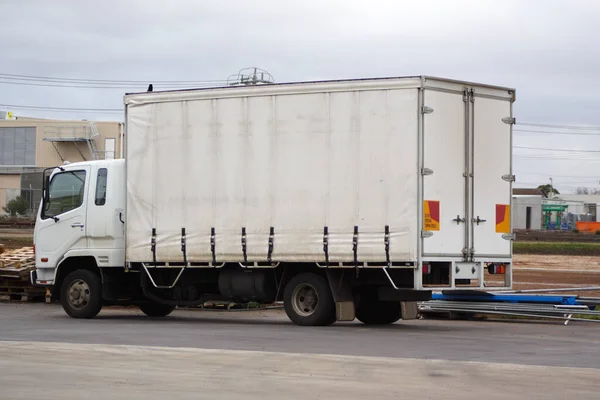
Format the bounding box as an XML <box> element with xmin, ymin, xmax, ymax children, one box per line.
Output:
<box><xmin>1</xmin><ymin>187</ymin><xmax>42</xmax><ymax>217</ymax></box>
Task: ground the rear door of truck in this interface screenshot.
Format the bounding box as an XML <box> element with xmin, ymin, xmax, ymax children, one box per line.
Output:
<box><xmin>470</xmin><ymin>90</ymin><xmax>513</xmax><ymax>260</ymax></box>
<box><xmin>421</xmin><ymin>89</ymin><xmax>468</xmax><ymax>259</ymax></box>
<box><xmin>421</xmin><ymin>81</ymin><xmax>514</xmax><ymax>261</ymax></box>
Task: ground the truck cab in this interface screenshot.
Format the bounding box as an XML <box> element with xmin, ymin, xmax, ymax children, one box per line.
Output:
<box><xmin>33</xmin><ymin>160</ymin><xmax>126</xmax><ymax>315</ymax></box>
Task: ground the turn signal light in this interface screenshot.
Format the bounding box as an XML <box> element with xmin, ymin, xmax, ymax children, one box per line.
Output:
<box><xmin>487</xmin><ymin>263</ymin><xmax>506</xmax><ymax>275</ymax></box>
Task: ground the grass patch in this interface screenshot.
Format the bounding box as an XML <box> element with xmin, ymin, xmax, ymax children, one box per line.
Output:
<box><xmin>0</xmin><ymin>236</ymin><xmax>33</xmax><ymax>249</ymax></box>
<box><xmin>513</xmin><ymin>241</ymin><xmax>600</xmax><ymax>256</ymax></box>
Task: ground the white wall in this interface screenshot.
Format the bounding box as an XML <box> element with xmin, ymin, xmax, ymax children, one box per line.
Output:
<box><xmin>513</xmin><ymin>195</ymin><xmax>542</xmax><ymax>230</ymax></box>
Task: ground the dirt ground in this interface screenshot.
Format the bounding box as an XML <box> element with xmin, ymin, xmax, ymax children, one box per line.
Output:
<box><xmin>510</xmin><ymin>254</ymin><xmax>600</xmax><ymax>296</ymax></box>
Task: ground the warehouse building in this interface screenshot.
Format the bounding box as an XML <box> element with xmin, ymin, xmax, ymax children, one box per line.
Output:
<box><xmin>0</xmin><ymin>113</ymin><xmax>122</xmax><ymax>215</ymax></box>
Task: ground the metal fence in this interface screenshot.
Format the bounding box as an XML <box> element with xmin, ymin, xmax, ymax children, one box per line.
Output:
<box><xmin>0</xmin><ymin>187</ymin><xmax>42</xmax><ymax>217</ymax></box>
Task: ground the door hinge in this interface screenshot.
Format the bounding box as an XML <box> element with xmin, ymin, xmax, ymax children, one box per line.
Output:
<box><xmin>502</xmin><ymin>174</ymin><xmax>516</xmax><ymax>182</ymax></box>
<box><xmin>421</xmin><ymin>231</ymin><xmax>433</xmax><ymax>238</ymax></box>
<box><xmin>502</xmin><ymin>233</ymin><xmax>516</xmax><ymax>241</ymax></box>
<box><xmin>421</xmin><ymin>106</ymin><xmax>434</xmax><ymax>114</ymax></box>
<box><xmin>469</xmin><ymin>89</ymin><xmax>475</xmax><ymax>103</ymax></box>
<box><xmin>462</xmin><ymin>89</ymin><xmax>468</xmax><ymax>102</ymax></box>
<box><xmin>421</xmin><ymin>167</ymin><xmax>433</xmax><ymax>176</ymax></box>
<box><xmin>502</xmin><ymin>117</ymin><xmax>516</xmax><ymax>125</ymax></box>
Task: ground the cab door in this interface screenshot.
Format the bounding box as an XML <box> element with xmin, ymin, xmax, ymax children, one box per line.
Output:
<box><xmin>35</xmin><ymin>166</ymin><xmax>90</xmax><ymax>270</ymax></box>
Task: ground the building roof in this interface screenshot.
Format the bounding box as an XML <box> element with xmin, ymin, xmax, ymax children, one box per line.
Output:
<box><xmin>513</xmin><ymin>188</ymin><xmax>542</xmax><ymax>196</ymax></box>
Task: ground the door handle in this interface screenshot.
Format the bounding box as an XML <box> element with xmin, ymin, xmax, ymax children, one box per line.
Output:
<box><xmin>452</xmin><ymin>215</ymin><xmax>465</xmax><ymax>225</ymax></box>
<box><xmin>71</xmin><ymin>223</ymin><xmax>84</xmax><ymax>228</ymax></box>
<box><xmin>474</xmin><ymin>216</ymin><xmax>487</xmax><ymax>225</ymax></box>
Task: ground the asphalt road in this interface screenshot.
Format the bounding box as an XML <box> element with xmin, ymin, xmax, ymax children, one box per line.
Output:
<box><xmin>1</xmin><ymin>303</ymin><xmax>599</xmax><ymax>399</ymax></box>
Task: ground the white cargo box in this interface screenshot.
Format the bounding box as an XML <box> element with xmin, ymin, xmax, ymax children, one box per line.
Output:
<box><xmin>124</xmin><ymin>76</ymin><xmax>515</xmax><ymax>266</ymax></box>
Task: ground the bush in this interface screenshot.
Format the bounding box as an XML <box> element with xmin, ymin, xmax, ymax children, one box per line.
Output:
<box><xmin>3</xmin><ymin>196</ymin><xmax>29</xmax><ymax>217</ymax></box>
<box><xmin>596</xmin><ymin>230</ymin><xmax>600</xmax><ymax>235</ymax></box>
<box><xmin>572</xmin><ymin>229</ymin><xmax>580</xmax><ymax>234</ymax></box>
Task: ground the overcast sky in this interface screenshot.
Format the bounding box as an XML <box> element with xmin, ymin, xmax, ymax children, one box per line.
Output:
<box><xmin>1</xmin><ymin>0</ymin><xmax>599</xmax><ymax>193</ymax></box>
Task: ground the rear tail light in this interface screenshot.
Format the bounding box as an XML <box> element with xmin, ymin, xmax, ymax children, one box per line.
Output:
<box><xmin>487</xmin><ymin>263</ymin><xmax>506</xmax><ymax>275</ymax></box>
<box><xmin>422</xmin><ymin>263</ymin><xmax>431</xmax><ymax>275</ymax></box>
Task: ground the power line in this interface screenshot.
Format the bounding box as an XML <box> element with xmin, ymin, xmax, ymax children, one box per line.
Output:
<box><xmin>0</xmin><ymin>72</ymin><xmax>229</xmax><ymax>85</ymax></box>
<box><xmin>517</xmin><ymin>122</ymin><xmax>600</xmax><ymax>130</ymax></box>
<box><xmin>0</xmin><ymin>103</ymin><xmax>121</xmax><ymax>113</ymax></box>
<box><xmin>515</xmin><ymin>171</ymin><xmax>600</xmax><ymax>179</ymax></box>
<box><xmin>516</xmin><ymin>181</ymin><xmax>600</xmax><ymax>185</ymax></box>
<box><xmin>515</xmin><ymin>155</ymin><xmax>600</xmax><ymax>160</ymax></box>
<box><xmin>514</xmin><ymin>129</ymin><xmax>600</xmax><ymax>136</ymax></box>
<box><xmin>514</xmin><ymin>145</ymin><xmax>600</xmax><ymax>153</ymax></box>
<box><xmin>0</xmin><ymin>79</ymin><xmax>225</xmax><ymax>90</ymax></box>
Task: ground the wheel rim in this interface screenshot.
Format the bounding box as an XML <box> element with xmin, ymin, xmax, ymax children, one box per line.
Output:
<box><xmin>68</xmin><ymin>279</ymin><xmax>91</xmax><ymax>310</ymax></box>
<box><xmin>291</xmin><ymin>283</ymin><xmax>319</xmax><ymax>317</ymax></box>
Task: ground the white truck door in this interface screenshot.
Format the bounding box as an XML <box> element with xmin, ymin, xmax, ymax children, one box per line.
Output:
<box><xmin>422</xmin><ymin>90</ymin><xmax>467</xmax><ymax>258</ymax></box>
<box><xmin>471</xmin><ymin>94</ymin><xmax>513</xmax><ymax>259</ymax></box>
<box><xmin>36</xmin><ymin>167</ymin><xmax>90</xmax><ymax>270</ymax></box>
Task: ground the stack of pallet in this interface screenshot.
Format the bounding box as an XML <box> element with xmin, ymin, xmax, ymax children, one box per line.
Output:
<box><xmin>0</xmin><ymin>247</ymin><xmax>46</xmax><ymax>302</ymax></box>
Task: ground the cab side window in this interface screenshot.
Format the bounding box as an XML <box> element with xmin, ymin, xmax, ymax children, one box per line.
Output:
<box><xmin>95</xmin><ymin>168</ymin><xmax>108</xmax><ymax>206</ymax></box>
<box><xmin>43</xmin><ymin>170</ymin><xmax>86</xmax><ymax>219</ymax></box>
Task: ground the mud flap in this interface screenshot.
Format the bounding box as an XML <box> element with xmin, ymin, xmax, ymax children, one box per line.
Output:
<box><xmin>326</xmin><ymin>269</ymin><xmax>355</xmax><ymax>322</ymax></box>
<box><xmin>401</xmin><ymin>301</ymin><xmax>419</xmax><ymax>320</ymax></box>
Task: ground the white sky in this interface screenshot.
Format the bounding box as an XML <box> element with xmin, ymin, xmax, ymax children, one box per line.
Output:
<box><xmin>1</xmin><ymin>0</ymin><xmax>600</xmax><ymax>193</ymax></box>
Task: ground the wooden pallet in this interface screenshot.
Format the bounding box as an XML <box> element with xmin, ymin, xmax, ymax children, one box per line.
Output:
<box><xmin>0</xmin><ymin>285</ymin><xmax>45</xmax><ymax>302</ymax></box>
<box><xmin>0</xmin><ymin>247</ymin><xmax>35</xmax><ymax>279</ymax></box>
<box><xmin>0</xmin><ymin>293</ymin><xmax>45</xmax><ymax>302</ymax></box>
<box><xmin>0</xmin><ymin>247</ymin><xmax>34</xmax><ymax>267</ymax></box>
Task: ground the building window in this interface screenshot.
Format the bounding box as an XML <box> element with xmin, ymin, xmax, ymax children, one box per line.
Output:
<box><xmin>0</xmin><ymin>127</ymin><xmax>36</xmax><ymax>166</ymax></box>
<box><xmin>95</xmin><ymin>168</ymin><xmax>107</xmax><ymax>206</ymax></box>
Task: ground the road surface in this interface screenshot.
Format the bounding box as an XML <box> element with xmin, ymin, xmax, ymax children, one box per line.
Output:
<box><xmin>0</xmin><ymin>303</ymin><xmax>598</xmax><ymax>399</ymax></box>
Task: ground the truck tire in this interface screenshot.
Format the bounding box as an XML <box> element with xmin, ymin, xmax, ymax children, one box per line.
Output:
<box><xmin>60</xmin><ymin>269</ymin><xmax>103</xmax><ymax>319</ymax></box>
<box><xmin>283</xmin><ymin>273</ymin><xmax>336</xmax><ymax>326</ymax></box>
<box><xmin>139</xmin><ymin>302</ymin><xmax>175</xmax><ymax>317</ymax></box>
<box><xmin>355</xmin><ymin>289</ymin><xmax>402</xmax><ymax>325</ymax></box>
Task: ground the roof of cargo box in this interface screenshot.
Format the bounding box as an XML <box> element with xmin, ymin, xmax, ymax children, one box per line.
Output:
<box><xmin>124</xmin><ymin>75</ymin><xmax>515</xmax><ymax>105</ymax></box>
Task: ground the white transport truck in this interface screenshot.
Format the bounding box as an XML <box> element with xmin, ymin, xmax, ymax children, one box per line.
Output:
<box><xmin>32</xmin><ymin>76</ymin><xmax>515</xmax><ymax>326</ymax></box>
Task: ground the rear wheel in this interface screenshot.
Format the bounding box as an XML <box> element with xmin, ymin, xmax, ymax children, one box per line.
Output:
<box><xmin>139</xmin><ymin>302</ymin><xmax>175</xmax><ymax>317</ymax></box>
<box><xmin>355</xmin><ymin>288</ymin><xmax>402</xmax><ymax>325</ymax></box>
<box><xmin>283</xmin><ymin>273</ymin><xmax>336</xmax><ymax>326</ymax></box>
<box><xmin>60</xmin><ymin>269</ymin><xmax>103</xmax><ymax>319</ymax></box>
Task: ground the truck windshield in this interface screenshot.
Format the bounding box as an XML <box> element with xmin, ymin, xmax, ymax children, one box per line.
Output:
<box><xmin>43</xmin><ymin>170</ymin><xmax>86</xmax><ymax>219</ymax></box>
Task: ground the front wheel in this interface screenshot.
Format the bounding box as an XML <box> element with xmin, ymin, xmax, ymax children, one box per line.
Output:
<box><xmin>139</xmin><ymin>302</ymin><xmax>175</xmax><ymax>317</ymax></box>
<box><xmin>60</xmin><ymin>269</ymin><xmax>103</xmax><ymax>319</ymax></box>
<box><xmin>283</xmin><ymin>273</ymin><xmax>336</xmax><ymax>326</ymax></box>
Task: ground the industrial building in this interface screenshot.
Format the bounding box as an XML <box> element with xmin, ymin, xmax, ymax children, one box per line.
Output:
<box><xmin>512</xmin><ymin>188</ymin><xmax>599</xmax><ymax>231</ymax></box>
<box><xmin>0</xmin><ymin>114</ymin><xmax>122</xmax><ymax>215</ymax></box>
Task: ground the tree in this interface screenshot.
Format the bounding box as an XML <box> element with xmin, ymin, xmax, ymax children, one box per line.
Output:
<box><xmin>3</xmin><ymin>196</ymin><xmax>28</xmax><ymax>216</ymax></box>
<box><xmin>537</xmin><ymin>184</ymin><xmax>559</xmax><ymax>198</ymax></box>
<box><xmin>576</xmin><ymin>187</ymin><xmax>600</xmax><ymax>195</ymax></box>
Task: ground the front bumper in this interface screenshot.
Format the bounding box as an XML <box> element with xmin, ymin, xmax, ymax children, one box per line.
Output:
<box><xmin>29</xmin><ymin>269</ymin><xmax>40</xmax><ymax>286</ymax></box>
